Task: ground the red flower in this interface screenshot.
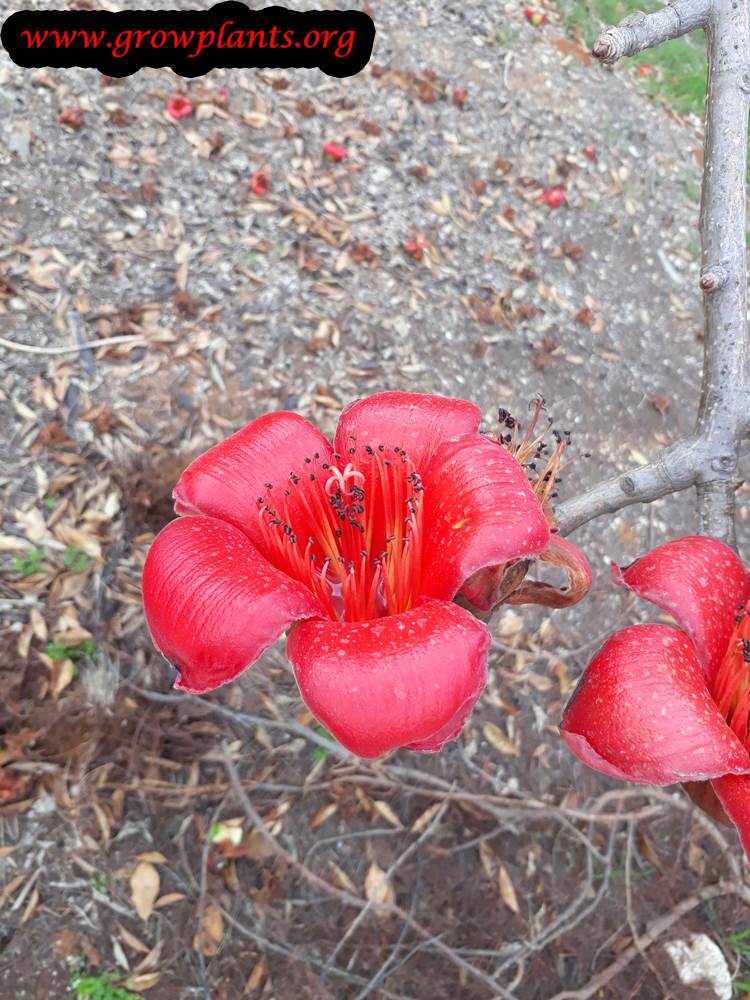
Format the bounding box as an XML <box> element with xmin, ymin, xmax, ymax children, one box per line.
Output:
<box><xmin>249</xmin><ymin>172</ymin><xmax>269</xmax><ymax>196</ymax></box>
<box><xmin>58</xmin><ymin>107</ymin><xmax>85</xmax><ymax>130</ymax></box>
<box><xmin>524</xmin><ymin>8</ymin><xmax>547</xmax><ymax>26</ymax></box>
<box><xmin>323</xmin><ymin>141</ymin><xmax>348</xmax><ymax>161</ymax></box>
<box><xmin>452</xmin><ymin>87</ymin><xmax>469</xmax><ymax>109</ymax></box>
<box><xmin>582</xmin><ymin>145</ymin><xmax>597</xmax><ymax>162</ymax></box>
<box><xmin>561</xmin><ymin>536</ymin><xmax>750</xmax><ymax>858</ymax></box>
<box><xmin>142</xmin><ymin>392</ymin><xmax>578</xmax><ymax>758</ymax></box>
<box><xmin>538</xmin><ymin>187</ymin><xmax>565</xmax><ymax>208</ymax></box>
<box><xmin>403</xmin><ymin>238</ymin><xmax>430</xmax><ymax>261</ymax></box>
<box><xmin>166</xmin><ymin>95</ymin><xmax>193</xmax><ymax>121</ymax></box>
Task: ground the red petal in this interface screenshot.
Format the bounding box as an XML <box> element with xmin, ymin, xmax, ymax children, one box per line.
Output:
<box><xmin>505</xmin><ymin>534</ymin><xmax>592</xmax><ymax>609</ymax></box>
<box><xmin>143</xmin><ymin>516</ymin><xmax>324</xmax><ymax>693</ymax></box>
<box><xmin>287</xmin><ymin>600</ymin><xmax>490</xmax><ymax>758</ymax></box>
<box><xmin>712</xmin><ymin>774</ymin><xmax>750</xmax><ymax>859</ymax></box>
<box><xmin>173</xmin><ymin>411</ymin><xmax>333</xmax><ymax>552</ymax></box>
<box><xmin>419</xmin><ymin>434</ymin><xmax>549</xmax><ymax>604</ymax></box>
<box><xmin>614</xmin><ymin>536</ymin><xmax>750</xmax><ymax>682</ymax></box>
<box><xmin>334</xmin><ymin>392</ymin><xmax>481</xmax><ymax>473</ymax></box>
<box><xmin>560</xmin><ymin>624</ymin><xmax>750</xmax><ymax>784</ymax></box>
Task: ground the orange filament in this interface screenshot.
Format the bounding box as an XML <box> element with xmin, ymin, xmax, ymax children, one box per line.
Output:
<box><xmin>256</xmin><ymin>442</ymin><xmax>424</xmax><ymax>623</ymax></box>
<box><xmin>711</xmin><ymin>603</ymin><xmax>750</xmax><ymax>747</ymax></box>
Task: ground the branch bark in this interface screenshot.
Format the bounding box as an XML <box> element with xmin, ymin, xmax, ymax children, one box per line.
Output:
<box><xmin>555</xmin><ymin>0</ymin><xmax>750</xmax><ymax>547</ymax></box>
<box><xmin>593</xmin><ymin>0</ymin><xmax>710</xmax><ymax>62</ymax></box>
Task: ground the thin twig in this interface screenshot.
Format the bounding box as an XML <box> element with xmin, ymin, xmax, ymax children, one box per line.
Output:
<box><xmin>323</xmin><ymin>795</ymin><xmax>451</xmax><ymax>973</ymax></box>
<box><xmin>492</xmin><ymin>819</ymin><xmax>619</xmax><ymax>981</ymax></box>
<box><xmin>548</xmin><ymin>880</ymin><xmax>748</xmax><ymax>1000</ymax></box>
<box><xmin>219</xmin><ymin>908</ymin><xmax>421</xmax><ymax>1000</ymax></box>
<box><xmin>220</xmin><ymin>746</ymin><xmax>518</xmax><ymax>999</ymax></box>
<box><xmin>127</xmin><ymin>683</ymin><xmax>350</xmax><ymax>759</ymax></box>
<box><xmin>0</xmin><ymin>333</ymin><xmax>147</xmax><ymax>355</ymax></box>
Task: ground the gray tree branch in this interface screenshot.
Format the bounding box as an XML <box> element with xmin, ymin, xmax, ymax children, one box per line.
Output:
<box><xmin>592</xmin><ymin>0</ymin><xmax>710</xmax><ymax>63</ymax></box>
<box><xmin>555</xmin><ymin>0</ymin><xmax>750</xmax><ymax>548</ymax></box>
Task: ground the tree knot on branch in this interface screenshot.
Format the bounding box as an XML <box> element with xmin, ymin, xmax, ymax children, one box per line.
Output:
<box><xmin>700</xmin><ymin>265</ymin><xmax>728</xmax><ymax>293</ymax></box>
<box><xmin>592</xmin><ymin>1</ymin><xmax>711</xmax><ymax>65</ymax></box>
<box><xmin>592</xmin><ymin>22</ymin><xmax>640</xmax><ymax>64</ymax></box>
<box><xmin>709</xmin><ymin>454</ymin><xmax>737</xmax><ymax>474</ymax></box>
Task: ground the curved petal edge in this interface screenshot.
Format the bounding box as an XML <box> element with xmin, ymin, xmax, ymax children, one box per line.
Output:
<box><xmin>287</xmin><ymin>599</ymin><xmax>490</xmax><ymax>758</ymax></box>
<box><xmin>560</xmin><ymin>624</ymin><xmax>750</xmax><ymax>785</ymax></box>
<box><xmin>712</xmin><ymin>774</ymin><xmax>750</xmax><ymax>860</ymax></box>
<box><xmin>613</xmin><ymin>536</ymin><xmax>750</xmax><ymax>682</ymax></box>
<box><xmin>334</xmin><ymin>391</ymin><xmax>481</xmax><ymax>473</ymax></box>
<box><xmin>420</xmin><ymin>434</ymin><xmax>550</xmax><ymax>605</ymax></box>
<box><xmin>143</xmin><ymin>515</ymin><xmax>325</xmax><ymax>693</ymax></box>
<box><xmin>173</xmin><ymin>411</ymin><xmax>334</xmax><ymax>553</ymax></box>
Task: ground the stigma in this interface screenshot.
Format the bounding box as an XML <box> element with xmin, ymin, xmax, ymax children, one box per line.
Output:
<box><xmin>256</xmin><ymin>440</ymin><xmax>424</xmax><ymax>623</ymax></box>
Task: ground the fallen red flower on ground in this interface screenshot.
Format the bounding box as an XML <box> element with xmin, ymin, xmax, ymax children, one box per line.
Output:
<box><xmin>249</xmin><ymin>171</ymin><xmax>270</xmax><ymax>196</ymax></box>
<box><xmin>166</xmin><ymin>95</ymin><xmax>194</xmax><ymax>120</ymax></box>
<box><xmin>539</xmin><ymin>187</ymin><xmax>565</xmax><ymax>208</ymax></box>
<box><xmin>524</xmin><ymin>8</ymin><xmax>547</xmax><ymax>26</ymax></box>
<box><xmin>143</xmin><ymin>392</ymin><xmax>588</xmax><ymax>758</ymax></box>
<box><xmin>323</xmin><ymin>141</ymin><xmax>348</xmax><ymax>161</ymax></box>
<box><xmin>560</xmin><ymin>535</ymin><xmax>750</xmax><ymax>859</ymax></box>
<box><xmin>58</xmin><ymin>107</ymin><xmax>85</xmax><ymax>130</ymax></box>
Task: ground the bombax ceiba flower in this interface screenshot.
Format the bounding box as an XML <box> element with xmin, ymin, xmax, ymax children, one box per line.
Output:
<box><xmin>143</xmin><ymin>392</ymin><xmax>590</xmax><ymax>757</ymax></box>
<box><xmin>561</xmin><ymin>535</ymin><xmax>750</xmax><ymax>859</ymax></box>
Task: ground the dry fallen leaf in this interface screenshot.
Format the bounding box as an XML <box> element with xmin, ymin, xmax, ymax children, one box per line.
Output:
<box><xmin>117</xmin><ymin>923</ymin><xmax>150</xmax><ymax>954</ymax></box>
<box><xmin>411</xmin><ymin>801</ymin><xmax>442</xmax><ymax>834</ymax></box>
<box><xmin>154</xmin><ymin>892</ymin><xmax>186</xmax><ymax>909</ymax></box>
<box><xmin>245</xmin><ymin>957</ymin><xmax>267</xmax><ymax>993</ymax></box>
<box><xmin>498</xmin><ymin>865</ymin><xmax>520</xmax><ymax>914</ymax></box>
<box><xmin>372</xmin><ymin>800</ymin><xmax>402</xmax><ymax>829</ymax></box>
<box><xmin>483</xmin><ymin>722</ymin><xmax>518</xmax><ymax>756</ymax></box>
<box><xmin>309</xmin><ymin>802</ymin><xmax>338</xmax><ymax>831</ymax></box>
<box><xmin>364</xmin><ymin>862</ymin><xmax>395</xmax><ymax>911</ymax></box>
<box><xmin>130</xmin><ymin>861</ymin><xmax>160</xmax><ymax>922</ymax></box>
<box><xmin>193</xmin><ymin>902</ymin><xmax>225</xmax><ymax>956</ymax></box>
<box><xmin>128</xmin><ymin>972</ymin><xmax>161</xmax><ymax>992</ymax></box>
<box><xmin>330</xmin><ymin>861</ymin><xmax>358</xmax><ymax>896</ymax></box>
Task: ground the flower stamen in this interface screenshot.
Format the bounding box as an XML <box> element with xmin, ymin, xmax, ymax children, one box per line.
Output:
<box><xmin>711</xmin><ymin>604</ymin><xmax>750</xmax><ymax>747</ymax></box>
<box><xmin>256</xmin><ymin>442</ymin><xmax>424</xmax><ymax>623</ymax></box>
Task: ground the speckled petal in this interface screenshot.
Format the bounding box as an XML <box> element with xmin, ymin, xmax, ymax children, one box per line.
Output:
<box><xmin>613</xmin><ymin>536</ymin><xmax>750</xmax><ymax>683</ymax></box>
<box><xmin>143</xmin><ymin>515</ymin><xmax>325</xmax><ymax>693</ymax></box>
<box><xmin>173</xmin><ymin>411</ymin><xmax>334</xmax><ymax>552</ymax></box>
<box><xmin>419</xmin><ymin>433</ymin><xmax>550</xmax><ymax>604</ymax></box>
<box><xmin>711</xmin><ymin>774</ymin><xmax>750</xmax><ymax>860</ymax></box>
<box><xmin>333</xmin><ymin>391</ymin><xmax>481</xmax><ymax>473</ymax></box>
<box><xmin>560</xmin><ymin>624</ymin><xmax>750</xmax><ymax>785</ymax></box>
<box><xmin>287</xmin><ymin>600</ymin><xmax>490</xmax><ymax>759</ymax></box>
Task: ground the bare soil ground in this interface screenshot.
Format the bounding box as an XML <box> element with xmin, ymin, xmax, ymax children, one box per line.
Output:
<box><xmin>2</xmin><ymin>1</ymin><xmax>750</xmax><ymax>998</ymax></box>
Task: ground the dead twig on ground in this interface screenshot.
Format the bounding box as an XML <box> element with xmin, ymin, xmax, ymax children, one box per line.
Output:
<box><xmin>0</xmin><ymin>333</ymin><xmax>147</xmax><ymax>355</ymax></box>
<box><xmin>548</xmin><ymin>879</ymin><xmax>750</xmax><ymax>1000</ymax></box>
<box><xmin>220</xmin><ymin>745</ymin><xmax>518</xmax><ymax>999</ymax></box>
<box><xmin>219</xmin><ymin>908</ymin><xmax>421</xmax><ymax>1000</ymax></box>
<box><xmin>323</xmin><ymin>795</ymin><xmax>451</xmax><ymax>974</ymax></box>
